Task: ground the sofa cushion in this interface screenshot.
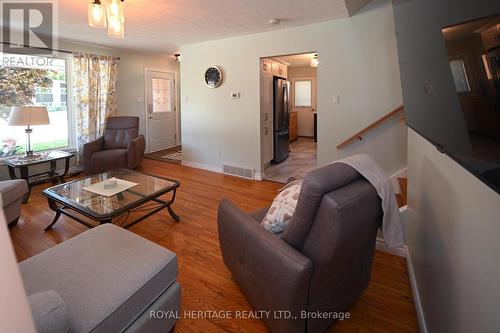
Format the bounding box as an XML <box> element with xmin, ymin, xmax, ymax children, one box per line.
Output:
<box><xmin>28</xmin><ymin>290</ymin><xmax>70</xmax><ymax>333</ymax></box>
<box><xmin>19</xmin><ymin>224</ymin><xmax>178</xmax><ymax>333</ymax></box>
<box><xmin>261</xmin><ymin>182</ymin><xmax>302</xmax><ymax>233</ymax></box>
<box><xmin>0</xmin><ymin>179</ymin><xmax>28</xmax><ymax>207</ymax></box>
<box><xmin>91</xmin><ymin>149</ymin><xmax>127</xmax><ymax>171</ymax></box>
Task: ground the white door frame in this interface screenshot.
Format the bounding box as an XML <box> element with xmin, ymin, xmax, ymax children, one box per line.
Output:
<box><xmin>143</xmin><ymin>68</ymin><xmax>180</xmax><ymax>153</ymax></box>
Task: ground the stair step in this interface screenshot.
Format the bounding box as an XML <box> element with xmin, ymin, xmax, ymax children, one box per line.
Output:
<box><xmin>398</xmin><ymin>177</ymin><xmax>407</xmax><ymax>195</ymax></box>
<box><xmin>396</xmin><ymin>177</ymin><xmax>408</xmax><ymax>207</ymax></box>
<box><xmin>396</xmin><ymin>193</ymin><xmax>406</xmax><ymax>208</ymax></box>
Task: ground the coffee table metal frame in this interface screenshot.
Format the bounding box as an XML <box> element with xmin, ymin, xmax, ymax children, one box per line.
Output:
<box><xmin>42</xmin><ymin>170</ymin><xmax>180</xmax><ymax>230</ymax></box>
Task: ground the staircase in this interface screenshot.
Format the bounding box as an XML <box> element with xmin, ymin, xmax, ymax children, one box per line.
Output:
<box><xmin>396</xmin><ymin>177</ymin><xmax>407</xmax><ymax>208</ymax></box>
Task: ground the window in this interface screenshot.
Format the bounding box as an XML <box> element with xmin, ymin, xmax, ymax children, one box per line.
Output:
<box><xmin>0</xmin><ymin>53</ymin><xmax>71</xmax><ymax>157</ymax></box>
<box><xmin>294</xmin><ymin>80</ymin><xmax>312</xmax><ymax>107</ymax></box>
<box><xmin>449</xmin><ymin>59</ymin><xmax>471</xmax><ymax>93</ymax></box>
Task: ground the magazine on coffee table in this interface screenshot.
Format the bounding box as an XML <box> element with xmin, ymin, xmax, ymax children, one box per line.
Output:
<box><xmin>82</xmin><ymin>177</ymin><xmax>138</xmax><ymax>197</ymax></box>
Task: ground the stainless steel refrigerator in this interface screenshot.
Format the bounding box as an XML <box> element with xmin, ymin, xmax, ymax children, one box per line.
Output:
<box><xmin>273</xmin><ymin>77</ymin><xmax>289</xmax><ymax>163</ymax></box>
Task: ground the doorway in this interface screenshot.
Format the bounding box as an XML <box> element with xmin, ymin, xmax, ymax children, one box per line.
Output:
<box><xmin>260</xmin><ymin>52</ymin><xmax>318</xmax><ymax>183</ymax></box>
<box><xmin>144</xmin><ymin>70</ymin><xmax>178</xmax><ymax>154</ymax></box>
<box><xmin>291</xmin><ymin>76</ymin><xmax>316</xmax><ymax>137</ymax></box>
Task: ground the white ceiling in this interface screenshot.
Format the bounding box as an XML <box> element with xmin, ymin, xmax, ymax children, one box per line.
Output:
<box><xmin>272</xmin><ymin>53</ymin><xmax>317</xmax><ymax>67</ymax></box>
<box><xmin>442</xmin><ymin>16</ymin><xmax>499</xmax><ymax>42</ymax></box>
<box><xmin>53</xmin><ymin>0</ymin><xmax>367</xmax><ymax>54</ymax></box>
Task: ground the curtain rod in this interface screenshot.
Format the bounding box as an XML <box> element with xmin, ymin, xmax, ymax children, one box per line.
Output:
<box><xmin>0</xmin><ymin>42</ymin><xmax>120</xmax><ymax>60</ymax></box>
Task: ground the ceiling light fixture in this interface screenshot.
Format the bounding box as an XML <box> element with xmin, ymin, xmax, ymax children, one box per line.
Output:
<box><xmin>310</xmin><ymin>53</ymin><xmax>319</xmax><ymax>68</ymax></box>
<box><xmin>106</xmin><ymin>0</ymin><xmax>125</xmax><ymax>39</ymax></box>
<box><xmin>88</xmin><ymin>0</ymin><xmax>106</xmax><ymax>28</ymax></box>
<box><xmin>88</xmin><ymin>0</ymin><xmax>125</xmax><ymax>39</ymax></box>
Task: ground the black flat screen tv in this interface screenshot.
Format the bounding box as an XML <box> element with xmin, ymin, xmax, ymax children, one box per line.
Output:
<box><xmin>439</xmin><ymin>14</ymin><xmax>500</xmax><ymax>193</ymax></box>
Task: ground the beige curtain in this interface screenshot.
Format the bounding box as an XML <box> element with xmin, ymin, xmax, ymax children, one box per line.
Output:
<box><xmin>73</xmin><ymin>53</ymin><xmax>118</xmax><ymax>158</ymax></box>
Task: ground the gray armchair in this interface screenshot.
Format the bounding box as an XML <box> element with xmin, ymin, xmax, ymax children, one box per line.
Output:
<box><xmin>83</xmin><ymin>116</ymin><xmax>145</xmax><ymax>174</ymax></box>
<box><xmin>0</xmin><ymin>179</ymin><xmax>28</xmax><ymax>226</ymax></box>
<box><xmin>217</xmin><ymin>163</ymin><xmax>383</xmax><ymax>333</ymax></box>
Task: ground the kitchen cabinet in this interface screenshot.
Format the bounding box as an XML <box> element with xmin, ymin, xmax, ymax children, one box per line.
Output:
<box><xmin>289</xmin><ymin>111</ymin><xmax>298</xmax><ymax>142</ymax></box>
<box><xmin>271</xmin><ymin>62</ymin><xmax>280</xmax><ymax>76</ymax></box>
<box><xmin>279</xmin><ymin>64</ymin><xmax>287</xmax><ymax>79</ymax></box>
<box><xmin>263</xmin><ymin>59</ymin><xmax>287</xmax><ymax>79</ymax></box>
<box><xmin>262</xmin><ymin>123</ymin><xmax>273</xmax><ymax>164</ymax></box>
<box><xmin>261</xmin><ymin>59</ymin><xmax>272</xmax><ymax>74</ymax></box>
<box><xmin>261</xmin><ymin>73</ymin><xmax>274</xmax><ymax>165</ymax></box>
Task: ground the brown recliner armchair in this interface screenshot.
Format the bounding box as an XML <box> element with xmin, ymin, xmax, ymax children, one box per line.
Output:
<box><xmin>217</xmin><ymin>163</ymin><xmax>382</xmax><ymax>333</ymax></box>
<box><xmin>83</xmin><ymin>116</ymin><xmax>145</xmax><ymax>174</ymax></box>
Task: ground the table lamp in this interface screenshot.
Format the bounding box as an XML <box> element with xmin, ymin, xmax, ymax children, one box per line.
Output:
<box><xmin>8</xmin><ymin>106</ymin><xmax>50</xmax><ymax>158</ymax></box>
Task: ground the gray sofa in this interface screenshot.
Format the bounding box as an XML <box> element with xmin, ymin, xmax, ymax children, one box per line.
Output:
<box><xmin>19</xmin><ymin>224</ymin><xmax>180</xmax><ymax>333</ymax></box>
<box><xmin>218</xmin><ymin>163</ymin><xmax>382</xmax><ymax>333</ymax></box>
<box><xmin>0</xmin><ymin>179</ymin><xmax>28</xmax><ymax>226</ymax></box>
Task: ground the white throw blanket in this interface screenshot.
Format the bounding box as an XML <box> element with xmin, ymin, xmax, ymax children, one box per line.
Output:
<box><xmin>332</xmin><ymin>154</ymin><xmax>404</xmax><ymax>248</ymax></box>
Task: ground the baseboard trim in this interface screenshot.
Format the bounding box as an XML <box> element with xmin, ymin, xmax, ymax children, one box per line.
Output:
<box><xmin>181</xmin><ymin>160</ymin><xmax>263</xmax><ymax>181</ymax></box>
<box><xmin>406</xmin><ymin>248</ymin><xmax>428</xmax><ymax>333</ymax></box>
<box><xmin>377</xmin><ymin>241</ymin><xmax>427</xmax><ymax>332</ymax></box>
<box><xmin>181</xmin><ymin>160</ymin><xmax>222</xmax><ymax>174</ymax></box>
<box><xmin>375</xmin><ymin>238</ymin><xmax>407</xmax><ymax>257</ymax></box>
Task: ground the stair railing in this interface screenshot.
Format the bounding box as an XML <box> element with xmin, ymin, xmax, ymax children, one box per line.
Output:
<box><xmin>336</xmin><ymin>105</ymin><xmax>405</xmax><ymax>149</ymax></box>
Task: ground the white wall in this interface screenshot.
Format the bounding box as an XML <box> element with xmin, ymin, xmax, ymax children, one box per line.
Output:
<box><xmin>407</xmin><ymin>129</ymin><xmax>500</xmax><ymax>332</ymax></box>
<box><xmin>0</xmin><ymin>210</ymin><xmax>36</xmax><ymax>333</ymax></box>
<box><xmin>393</xmin><ymin>0</ymin><xmax>500</xmax><ymax>331</ymax></box>
<box><xmin>180</xmin><ymin>0</ymin><xmax>406</xmax><ymax>176</ymax></box>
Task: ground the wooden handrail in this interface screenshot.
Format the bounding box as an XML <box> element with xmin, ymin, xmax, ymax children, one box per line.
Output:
<box><xmin>336</xmin><ymin>105</ymin><xmax>405</xmax><ymax>149</ymax></box>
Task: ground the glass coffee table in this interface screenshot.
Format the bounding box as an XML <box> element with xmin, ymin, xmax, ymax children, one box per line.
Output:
<box><xmin>42</xmin><ymin>169</ymin><xmax>180</xmax><ymax>230</ymax></box>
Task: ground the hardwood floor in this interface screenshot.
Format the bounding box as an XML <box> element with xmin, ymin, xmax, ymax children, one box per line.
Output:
<box><xmin>9</xmin><ymin>159</ymin><xmax>418</xmax><ymax>332</ymax></box>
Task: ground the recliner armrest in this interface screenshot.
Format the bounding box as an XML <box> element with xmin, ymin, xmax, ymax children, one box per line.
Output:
<box><xmin>126</xmin><ymin>135</ymin><xmax>145</xmax><ymax>169</ymax></box>
<box><xmin>83</xmin><ymin>136</ymin><xmax>104</xmax><ymax>174</ymax></box>
<box><xmin>217</xmin><ymin>199</ymin><xmax>312</xmax><ymax>331</ymax></box>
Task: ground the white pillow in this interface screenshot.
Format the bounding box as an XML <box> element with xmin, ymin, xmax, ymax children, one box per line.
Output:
<box><xmin>261</xmin><ymin>181</ymin><xmax>302</xmax><ymax>233</ymax></box>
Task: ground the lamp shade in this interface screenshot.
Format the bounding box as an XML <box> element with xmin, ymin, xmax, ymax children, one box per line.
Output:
<box><xmin>8</xmin><ymin>106</ymin><xmax>50</xmax><ymax>126</ymax></box>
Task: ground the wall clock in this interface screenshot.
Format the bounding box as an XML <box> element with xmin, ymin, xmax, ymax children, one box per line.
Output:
<box><xmin>205</xmin><ymin>66</ymin><xmax>223</xmax><ymax>88</ymax></box>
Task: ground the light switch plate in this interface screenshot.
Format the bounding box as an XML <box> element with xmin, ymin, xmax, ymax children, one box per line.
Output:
<box><xmin>333</xmin><ymin>94</ymin><xmax>340</xmax><ymax>104</ymax></box>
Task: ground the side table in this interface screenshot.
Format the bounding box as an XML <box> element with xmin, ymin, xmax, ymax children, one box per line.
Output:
<box><xmin>4</xmin><ymin>150</ymin><xmax>74</xmax><ymax>203</ymax></box>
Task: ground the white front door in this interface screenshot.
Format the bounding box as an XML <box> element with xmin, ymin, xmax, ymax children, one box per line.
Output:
<box><xmin>292</xmin><ymin>77</ymin><xmax>316</xmax><ymax>137</ymax></box>
<box><xmin>145</xmin><ymin>70</ymin><xmax>177</xmax><ymax>153</ymax></box>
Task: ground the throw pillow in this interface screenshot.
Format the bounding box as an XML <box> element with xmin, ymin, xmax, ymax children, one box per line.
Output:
<box><xmin>262</xmin><ymin>181</ymin><xmax>303</xmax><ymax>233</ymax></box>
